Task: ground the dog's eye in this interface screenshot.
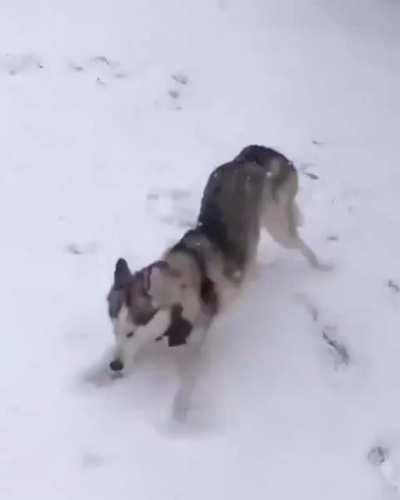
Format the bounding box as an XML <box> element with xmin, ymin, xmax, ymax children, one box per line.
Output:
<box><xmin>126</xmin><ymin>332</ymin><xmax>134</xmax><ymax>338</ymax></box>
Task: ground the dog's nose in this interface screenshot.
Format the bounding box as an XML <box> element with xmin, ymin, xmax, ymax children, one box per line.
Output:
<box><xmin>109</xmin><ymin>359</ymin><xmax>124</xmax><ymax>372</ymax></box>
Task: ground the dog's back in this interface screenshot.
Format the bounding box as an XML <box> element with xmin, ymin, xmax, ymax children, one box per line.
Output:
<box><xmin>234</xmin><ymin>144</ymin><xmax>297</xmax><ymax>196</ymax></box>
<box><xmin>197</xmin><ymin>145</ymin><xmax>296</xmax><ymax>276</ymax></box>
<box><xmin>105</xmin><ymin>144</ymin><xmax>328</xmax><ymax>379</ymax></box>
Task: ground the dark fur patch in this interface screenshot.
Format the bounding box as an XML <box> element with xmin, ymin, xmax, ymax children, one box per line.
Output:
<box><xmin>114</xmin><ymin>258</ymin><xmax>132</xmax><ymax>289</ymax></box>
<box><xmin>234</xmin><ymin>144</ymin><xmax>283</xmax><ymax>165</ymax></box>
<box><xmin>132</xmin><ymin>305</ymin><xmax>159</xmax><ymax>326</ymax></box>
<box><xmin>163</xmin><ymin>305</ymin><xmax>193</xmax><ymax>347</ymax></box>
<box><xmin>200</xmin><ymin>276</ymin><xmax>218</xmax><ymax>316</ymax></box>
<box><xmin>107</xmin><ymin>289</ymin><xmax>124</xmax><ymax>318</ymax></box>
<box><xmin>234</xmin><ymin>144</ymin><xmax>295</xmax><ymax>198</ymax></box>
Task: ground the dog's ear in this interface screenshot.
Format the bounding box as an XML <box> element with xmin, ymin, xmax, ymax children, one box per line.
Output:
<box><xmin>114</xmin><ymin>258</ymin><xmax>132</xmax><ymax>289</ymax></box>
<box><xmin>147</xmin><ymin>261</ymin><xmax>179</xmax><ymax>305</ymax></box>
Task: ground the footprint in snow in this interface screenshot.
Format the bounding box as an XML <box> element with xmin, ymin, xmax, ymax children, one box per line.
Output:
<box><xmin>326</xmin><ymin>234</ymin><xmax>339</xmax><ymax>242</ymax></box>
<box><xmin>321</xmin><ymin>325</ymin><xmax>350</xmax><ymax>369</ymax></box>
<box><xmin>387</xmin><ymin>279</ymin><xmax>400</xmax><ymax>294</ymax></box>
<box><xmin>171</xmin><ymin>72</ymin><xmax>189</xmax><ymax>86</ymax></box>
<box><xmin>0</xmin><ymin>53</ymin><xmax>44</xmax><ymax>75</ymax></box>
<box><xmin>166</xmin><ymin>71</ymin><xmax>190</xmax><ymax>110</ymax></box>
<box><xmin>303</xmin><ymin>171</ymin><xmax>319</xmax><ymax>180</ymax></box>
<box><xmin>69</xmin><ymin>55</ymin><xmax>130</xmax><ymax>84</ymax></box>
<box><xmin>146</xmin><ymin>188</ymin><xmax>195</xmax><ymax>229</ymax></box>
<box><xmin>368</xmin><ymin>445</ymin><xmax>400</xmax><ymax>493</ymax></box>
<box><xmin>82</xmin><ymin>452</ymin><xmax>105</xmax><ymax>468</ymax></box>
<box><xmin>298</xmin><ymin>296</ymin><xmax>351</xmax><ymax>370</ymax></box>
<box><xmin>65</xmin><ymin>241</ymin><xmax>99</xmax><ymax>256</ymax></box>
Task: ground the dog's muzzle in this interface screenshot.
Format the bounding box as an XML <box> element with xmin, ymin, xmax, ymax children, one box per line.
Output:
<box><xmin>109</xmin><ymin>359</ymin><xmax>124</xmax><ymax>372</ymax></box>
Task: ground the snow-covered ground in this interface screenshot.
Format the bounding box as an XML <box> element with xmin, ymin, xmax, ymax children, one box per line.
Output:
<box><xmin>1</xmin><ymin>0</ymin><xmax>400</xmax><ymax>498</ymax></box>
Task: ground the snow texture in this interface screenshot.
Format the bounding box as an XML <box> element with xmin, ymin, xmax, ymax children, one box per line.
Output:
<box><xmin>1</xmin><ymin>1</ymin><xmax>400</xmax><ymax>499</ymax></box>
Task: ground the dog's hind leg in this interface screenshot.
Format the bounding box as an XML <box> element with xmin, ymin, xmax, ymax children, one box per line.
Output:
<box><xmin>263</xmin><ymin>199</ymin><xmax>331</xmax><ymax>271</ymax></box>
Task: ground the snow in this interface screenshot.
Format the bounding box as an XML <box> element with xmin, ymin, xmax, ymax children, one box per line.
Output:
<box><xmin>1</xmin><ymin>0</ymin><xmax>400</xmax><ymax>498</ymax></box>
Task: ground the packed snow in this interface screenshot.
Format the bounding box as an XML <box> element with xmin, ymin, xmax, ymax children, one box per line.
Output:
<box><xmin>1</xmin><ymin>1</ymin><xmax>400</xmax><ymax>499</ymax></box>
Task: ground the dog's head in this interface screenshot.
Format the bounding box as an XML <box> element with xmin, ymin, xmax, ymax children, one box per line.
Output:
<box><xmin>106</xmin><ymin>258</ymin><xmax>183</xmax><ymax>372</ymax></box>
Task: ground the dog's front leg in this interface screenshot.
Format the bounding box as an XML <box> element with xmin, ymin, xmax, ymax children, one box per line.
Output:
<box><xmin>172</xmin><ymin>314</ymin><xmax>213</xmax><ymax>420</ymax></box>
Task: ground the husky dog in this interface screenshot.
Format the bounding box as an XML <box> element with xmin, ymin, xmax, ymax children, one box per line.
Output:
<box><xmin>106</xmin><ymin>145</ymin><xmax>328</xmax><ymax>380</ymax></box>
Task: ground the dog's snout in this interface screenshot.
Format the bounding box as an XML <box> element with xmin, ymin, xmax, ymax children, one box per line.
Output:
<box><xmin>109</xmin><ymin>359</ymin><xmax>124</xmax><ymax>372</ymax></box>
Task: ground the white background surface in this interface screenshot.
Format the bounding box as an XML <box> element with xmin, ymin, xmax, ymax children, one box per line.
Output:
<box><xmin>1</xmin><ymin>1</ymin><xmax>400</xmax><ymax>498</ymax></box>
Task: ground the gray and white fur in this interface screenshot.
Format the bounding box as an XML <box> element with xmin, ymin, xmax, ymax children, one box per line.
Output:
<box><xmin>105</xmin><ymin>145</ymin><xmax>328</xmax><ymax>399</ymax></box>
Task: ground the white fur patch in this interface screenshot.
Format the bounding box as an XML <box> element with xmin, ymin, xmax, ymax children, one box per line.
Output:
<box><xmin>112</xmin><ymin>308</ymin><xmax>171</xmax><ymax>371</ymax></box>
<box><xmin>112</xmin><ymin>304</ymin><xmax>134</xmax><ymax>337</ymax></box>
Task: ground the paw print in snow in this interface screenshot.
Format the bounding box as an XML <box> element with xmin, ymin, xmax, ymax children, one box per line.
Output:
<box><xmin>167</xmin><ymin>71</ymin><xmax>190</xmax><ymax>110</ymax></box>
<box><xmin>82</xmin><ymin>452</ymin><xmax>105</xmax><ymax>468</ymax></box>
<box><xmin>69</xmin><ymin>55</ymin><xmax>130</xmax><ymax>85</ymax></box>
<box><xmin>146</xmin><ymin>188</ymin><xmax>195</xmax><ymax>228</ymax></box>
<box><xmin>0</xmin><ymin>53</ymin><xmax>44</xmax><ymax>75</ymax></box>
